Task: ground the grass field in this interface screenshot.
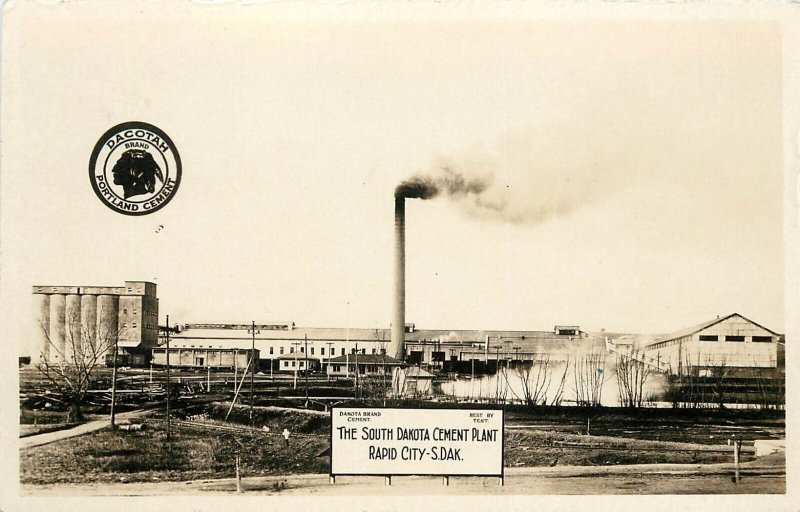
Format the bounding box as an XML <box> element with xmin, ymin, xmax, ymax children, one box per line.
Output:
<box><xmin>21</xmin><ymin>402</ymin><xmax>779</xmax><ymax>486</ymax></box>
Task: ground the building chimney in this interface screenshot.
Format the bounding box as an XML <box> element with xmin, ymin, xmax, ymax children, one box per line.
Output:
<box><xmin>390</xmin><ymin>196</ymin><xmax>405</xmax><ymax>360</ymax></box>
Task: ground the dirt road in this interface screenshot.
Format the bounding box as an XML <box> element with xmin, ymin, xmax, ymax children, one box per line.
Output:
<box><xmin>22</xmin><ymin>458</ymin><xmax>784</xmax><ymax>496</ymax></box>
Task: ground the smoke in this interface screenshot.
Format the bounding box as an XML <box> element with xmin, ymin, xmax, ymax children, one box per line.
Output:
<box><xmin>395</xmin><ymin>133</ymin><xmax>618</xmax><ymax>224</ymax></box>
<box><xmin>395</xmin><ymin>165</ymin><xmax>491</xmax><ymax>200</ymax></box>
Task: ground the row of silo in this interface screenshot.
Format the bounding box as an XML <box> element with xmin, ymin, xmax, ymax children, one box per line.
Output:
<box><xmin>33</xmin><ymin>292</ymin><xmax>119</xmax><ymax>364</ymax></box>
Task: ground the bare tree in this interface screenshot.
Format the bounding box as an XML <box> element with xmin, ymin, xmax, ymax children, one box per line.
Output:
<box><xmin>706</xmin><ymin>355</ymin><xmax>729</xmax><ymax>409</ymax></box>
<box><xmin>36</xmin><ymin>309</ymin><xmax>120</xmax><ymax>421</ymax></box>
<box><xmin>573</xmin><ymin>352</ymin><xmax>606</xmax><ymax>407</ymax></box>
<box><xmin>548</xmin><ymin>357</ymin><xmax>571</xmax><ymax>406</ymax></box>
<box><xmin>514</xmin><ymin>354</ymin><xmax>553</xmax><ymax>405</ymax></box>
<box><xmin>615</xmin><ymin>346</ymin><xmax>652</xmax><ymax>408</ymax></box>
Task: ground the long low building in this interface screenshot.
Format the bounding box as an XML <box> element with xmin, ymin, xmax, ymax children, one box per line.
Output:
<box><xmin>159</xmin><ymin>322</ymin><xmax>600</xmax><ymax>370</ymax></box>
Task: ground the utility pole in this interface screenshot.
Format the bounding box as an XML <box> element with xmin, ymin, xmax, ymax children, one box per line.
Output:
<box><xmin>355</xmin><ymin>342</ymin><xmax>360</xmax><ymax>398</ymax></box>
<box><xmin>249</xmin><ymin>320</ymin><xmax>255</xmax><ymax>424</ymax></box>
<box><xmin>304</xmin><ymin>335</ymin><xmax>309</xmax><ymax>404</ymax></box>
<box><xmin>292</xmin><ymin>341</ymin><xmax>299</xmax><ymax>389</ymax></box>
<box><xmin>166</xmin><ymin>314</ymin><xmax>171</xmax><ymax>444</ymax></box>
<box><xmin>326</xmin><ymin>341</ymin><xmax>333</xmax><ymax>381</ymax></box>
<box><xmin>110</xmin><ymin>331</ymin><xmax>119</xmax><ymax>428</ymax></box>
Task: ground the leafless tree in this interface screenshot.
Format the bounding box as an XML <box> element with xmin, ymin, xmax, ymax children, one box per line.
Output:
<box><xmin>36</xmin><ymin>309</ymin><xmax>121</xmax><ymax>421</ymax></box>
<box><xmin>706</xmin><ymin>355</ymin><xmax>729</xmax><ymax>409</ymax></box>
<box><xmin>548</xmin><ymin>357</ymin><xmax>571</xmax><ymax>406</ymax></box>
<box><xmin>615</xmin><ymin>347</ymin><xmax>652</xmax><ymax>408</ymax></box>
<box><xmin>573</xmin><ymin>352</ymin><xmax>606</xmax><ymax>407</ymax></box>
<box><xmin>514</xmin><ymin>354</ymin><xmax>553</xmax><ymax>405</ymax></box>
<box><xmin>494</xmin><ymin>367</ymin><xmax>509</xmax><ymax>403</ymax></box>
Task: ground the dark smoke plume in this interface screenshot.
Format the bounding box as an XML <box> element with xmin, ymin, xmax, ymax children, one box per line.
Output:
<box><xmin>394</xmin><ymin>145</ymin><xmax>612</xmax><ymax>224</ymax></box>
<box><xmin>395</xmin><ymin>166</ymin><xmax>491</xmax><ymax>200</ymax></box>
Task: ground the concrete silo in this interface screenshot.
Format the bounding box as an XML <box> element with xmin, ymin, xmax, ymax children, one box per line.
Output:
<box><xmin>48</xmin><ymin>294</ymin><xmax>66</xmax><ymax>363</ymax></box>
<box><xmin>33</xmin><ymin>293</ymin><xmax>50</xmax><ymax>363</ymax></box>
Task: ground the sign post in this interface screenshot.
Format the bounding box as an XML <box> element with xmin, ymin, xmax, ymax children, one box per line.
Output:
<box><xmin>330</xmin><ymin>407</ymin><xmax>504</xmax><ymax>485</ymax></box>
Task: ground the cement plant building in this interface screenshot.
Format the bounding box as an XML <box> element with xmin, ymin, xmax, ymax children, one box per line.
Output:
<box><xmin>32</xmin><ymin>281</ymin><xmax>158</xmax><ymax>364</ymax></box>
<box><xmin>159</xmin><ymin>322</ymin><xmax>603</xmax><ymax>373</ymax></box>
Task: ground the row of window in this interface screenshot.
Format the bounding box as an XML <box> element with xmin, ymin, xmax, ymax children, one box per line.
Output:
<box><xmin>266</xmin><ymin>346</ymin><xmax>386</xmax><ymax>356</ymax></box>
<box><xmin>699</xmin><ymin>335</ymin><xmax>772</xmax><ymax>343</ymax></box>
<box><xmin>178</xmin><ymin>344</ymin><xmax>388</xmax><ymax>357</ymax></box>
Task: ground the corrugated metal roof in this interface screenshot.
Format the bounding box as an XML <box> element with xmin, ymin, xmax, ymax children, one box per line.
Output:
<box><xmin>171</xmin><ymin>326</ymin><xmax>587</xmax><ymax>343</ymax></box>
<box><xmin>643</xmin><ymin>313</ymin><xmax>780</xmax><ymax>347</ymax></box>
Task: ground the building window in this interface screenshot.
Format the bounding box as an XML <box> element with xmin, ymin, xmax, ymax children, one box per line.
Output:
<box><xmin>333</xmin><ymin>365</ymin><xmax>341</xmax><ymax>372</ymax></box>
<box><xmin>280</xmin><ymin>347</ymin><xmax>284</xmax><ymax>355</ymax></box>
<box><xmin>269</xmin><ymin>347</ymin><xmax>274</xmax><ymax>354</ymax></box>
<box><xmin>341</xmin><ymin>348</ymin><xmax>345</xmax><ymax>356</ymax></box>
<box><xmin>300</xmin><ymin>346</ymin><xmax>305</xmax><ymax>353</ymax></box>
<box><xmin>725</xmin><ymin>335</ymin><xmax>745</xmax><ymax>342</ymax></box>
<box><xmin>351</xmin><ymin>348</ymin><xmax>357</xmax><ymax>354</ymax></box>
<box><xmin>380</xmin><ymin>348</ymin><xmax>386</xmax><ymax>355</ymax></box>
<box><xmin>699</xmin><ymin>335</ymin><xmax>718</xmax><ymax>341</ymax></box>
<box><xmin>321</xmin><ymin>348</ymin><xmax>325</xmax><ymax>355</ymax></box>
<box><xmin>311</xmin><ymin>347</ymin><xmax>315</xmax><ymax>355</ymax></box>
<box><xmin>752</xmin><ymin>336</ymin><xmax>772</xmax><ymax>343</ymax></box>
<box><xmin>123</xmin><ymin>308</ymin><xmax>128</xmax><ymax>314</ymax></box>
<box><xmin>371</xmin><ymin>348</ymin><xmax>376</xmax><ymax>354</ymax></box>
<box><xmin>292</xmin><ymin>361</ymin><xmax>296</xmax><ymax>367</ymax></box>
<box><xmin>290</xmin><ymin>346</ymin><xmax>294</xmax><ymax>353</ymax></box>
<box><xmin>361</xmin><ymin>349</ymin><xmax>366</xmax><ymax>355</ymax></box>
<box><xmin>284</xmin><ymin>361</ymin><xmax>289</xmax><ymax>367</ymax></box>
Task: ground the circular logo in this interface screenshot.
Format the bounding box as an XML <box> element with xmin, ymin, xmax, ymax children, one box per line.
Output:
<box><xmin>89</xmin><ymin>121</ymin><xmax>181</xmax><ymax>215</ymax></box>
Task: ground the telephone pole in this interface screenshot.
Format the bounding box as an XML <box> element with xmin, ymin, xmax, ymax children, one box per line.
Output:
<box><xmin>165</xmin><ymin>314</ymin><xmax>171</xmax><ymax>444</ymax></box>
<box><xmin>304</xmin><ymin>335</ymin><xmax>309</xmax><ymax>404</ymax></box>
<box><xmin>249</xmin><ymin>320</ymin><xmax>255</xmax><ymax>424</ymax></box>
<box><xmin>110</xmin><ymin>331</ymin><xmax>119</xmax><ymax>428</ymax></box>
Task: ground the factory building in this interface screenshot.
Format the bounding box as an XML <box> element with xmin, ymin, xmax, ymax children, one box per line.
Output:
<box><xmin>32</xmin><ymin>281</ymin><xmax>158</xmax><ymax>364</ymax></box>
<box><xmin>637</xmin><ymin>313</ymin><xmax>780</xmax><ymax>375</ymax></box>
<box><xmin>327</xmin><ymin>354</ymin><xmax>404</xmax><ymax>376</ymax></box>
<box><xmin>151</xmin><ymin>347</ymin><xmax>255</xmax><ymax>370</ymax></box>
<box><xmin>160</xmin><ymin>321</ymin><xmax>599</xmax><ymax>372</ymax></box>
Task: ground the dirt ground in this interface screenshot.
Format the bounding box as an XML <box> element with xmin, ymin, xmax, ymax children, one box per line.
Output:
<box><xmin>22</xmin><ymin>457</ymin><xmax>785</xmax><ymax>496</ymax></box>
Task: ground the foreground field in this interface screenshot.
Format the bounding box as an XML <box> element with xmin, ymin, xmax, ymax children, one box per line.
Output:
<box><xmin>21</xmin><ymin>403</ymin><xmax>782</xmax><ymax>487</ymax></box>
<box><xmin>22</xmin><ymin>456</ymin><xmax>785</xmax><ymax>496</ymax></box>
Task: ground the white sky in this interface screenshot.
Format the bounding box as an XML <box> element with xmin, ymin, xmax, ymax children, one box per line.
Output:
<box><xmin>0</xmin><ymin>2</ymin><xmax>789</xmax><ymax>358</ymax></box>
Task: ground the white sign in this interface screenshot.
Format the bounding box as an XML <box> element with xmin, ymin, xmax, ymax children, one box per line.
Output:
<box><xmin>330</xmin><ymin>407</ymin><xmax>504</xmax><ymax>476</ymax></box>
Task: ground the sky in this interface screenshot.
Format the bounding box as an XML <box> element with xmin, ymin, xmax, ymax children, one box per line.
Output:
<box><xmin>0</xmin><ymin>2</ymin><xmax>789</xmax><ymax>358</ymax></box>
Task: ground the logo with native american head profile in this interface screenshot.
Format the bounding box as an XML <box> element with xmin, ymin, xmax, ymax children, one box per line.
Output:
<box><xmin>89</xmin><ymin>121</ymin><xmax>181</xmax><ymax>215</ymax></box>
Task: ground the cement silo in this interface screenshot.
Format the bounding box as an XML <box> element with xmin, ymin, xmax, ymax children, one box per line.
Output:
<box><xmin>96</xmin><ymin>294</ymin><xmax>119</xmax><ymax>359</ymax></box>
<box><xmin>65</xmin><ymin>293</ymin><xmax>82</xmax><ymax>362</ymax></box>
<box><xmin>33</xmin><ymin>293</ymin><xmax>50</xmax><ymax>363</ymax></box>
<box><xmin>81</xmin><ymin>294</ymin><xmax>97</xmax><ymax>357</ymax></box>
<box><xmin>49</xmin><ymin>294</ymin><xmax>66</xmax><ymax>363</ymax></box>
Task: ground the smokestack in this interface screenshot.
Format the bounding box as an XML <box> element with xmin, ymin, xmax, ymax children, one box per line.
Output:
<box><xmin>390</xmin><ymin>196</ymin><xmax>405</xmax><ymax>360</ymax></box>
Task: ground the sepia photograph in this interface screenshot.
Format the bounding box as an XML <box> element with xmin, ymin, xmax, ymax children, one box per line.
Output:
<box><xmin>1</xmin><ymin>0</ymin><xmax>798</xmax><ymax>509</ymax></box>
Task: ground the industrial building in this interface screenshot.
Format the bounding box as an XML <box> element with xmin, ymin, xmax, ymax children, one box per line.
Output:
<box><xmin>32</xmin><ymin>281</ymin><xmax>158</xmax><ymax>365</ymax></box>
<box><xmin>637</xmin><ymin>313</ymin><xmax>780</xmax><ymax>375</ymax></box>
<box><xmin>159</xmin><ymin>321</ymin><xmax>601</xmax><ymax>373</ymax></box>
<box><xmin>151</xmin><ymin>346</ymin><xmax>256</xmax><ymax>370</ymax></box>
<box><xmin>326</xmin><ymin>354</ymin><xmax>404</xmax><ymax>376</ymax></box>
